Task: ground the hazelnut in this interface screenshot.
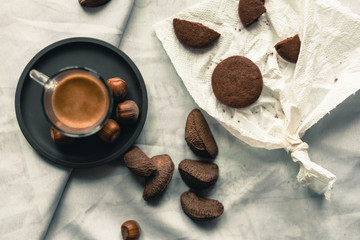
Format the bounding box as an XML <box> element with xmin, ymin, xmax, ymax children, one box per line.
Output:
<box><xmin>50</xmin><ymin>126</ymin><xmax>75</xmax><ymax>145</ymax></box>
<box><xmin>121</xmin><ymin>220</ymin><xmax>140</xmax><ymax>240</ymax></box>
<box><xmin>116</xmin><ymin>100</ymin><xmax>140</xmax><ymax>125</ymax></box>
<box><xmin>98</xmin><ymin>119</ymin><xmax>121</xmax><ymax>143</ymax></box>
<box><xmin>107</xmin><ymin>77</ymin><xmax>128</xmax><ymax>101</ymax></box>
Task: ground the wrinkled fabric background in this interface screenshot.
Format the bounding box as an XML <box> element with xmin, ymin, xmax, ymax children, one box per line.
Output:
<box><xmin>1</xmin><ymin>0</ymin><xmax>360</xmax><ymax>239</ymax></box>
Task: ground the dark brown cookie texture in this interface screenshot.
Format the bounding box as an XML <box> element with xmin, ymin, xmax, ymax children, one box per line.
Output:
<box><xmin>185</xmin><ymin>109</ymin><xmax>218</xmax><ymax>159</ymax></box>
<box><xmin>181</xmin><ymin>190</ymin><xmax>224</xmax><ymax>220</ymax></box>
<box><xmin>238</xmin><ymin>0</ymin><xmax>266</xmax><ymax>27</ymax></box>
<box><xmin>212</xmin><ymin>56</ymin><xmax>263</xmax><ymax>108</ymax></box>
<box><xmin>124</xmin><ymin>146</ymin><xmax>156</xmax><ymax>177</ymax></box>
<box><xmin>179</xmin><ymin>159</ymin><xmax>219</xmax><ymax>189</ymax></box>
<box><xmin>173</xmin><ymin>18</ymin><xmax>220</xmax><ymax>48</ymax></box>
<box><xmin>274</xmin><ymin>34</ymin><xmax>301</xmax><ymax>63</ymax></box>
<box><xmin>143</xmin><ymin>154</ymin><xmax>174</xmax><ymax>201</ymax></box>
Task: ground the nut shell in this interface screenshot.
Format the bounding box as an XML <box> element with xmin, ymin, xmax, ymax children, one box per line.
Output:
<box><xmin>50</xmin><ymin>126</ymin><xmax>75</xmax><ymax>145</ymax></box>
<box><xmin>185</xmin><ymin>109</ymin><xmax>218</xmax><ymax>158</ymax></box>
<box><xmin>143</xmin><ymin>154</ymin><xmax>174</xmax><ymax>201</ymax></box>
<box><xmin>179</xmin><ymin>159</ymin><xmax>219</xmax><ymax>189</ymax></box>
<box><xmin>116</xmin><ymin>100</ymin><xmax>140</xmax><ymax>125</ymax></box>
<box><xmin>124</xmin><ymin>146</ymin><xmax>156</xmax><ymax>177</ymax></box>
<box><xmin>181</xmin><ymin>190</ymin><xmax>224</xmax><ymax>220</ymax></box>
<box><xmin>107</xmin><ymin>77</ymin><xmax>128</xmax><ymax>101</ymax></box>
<box><xmin>98</xmin><ymin>119</ymin><xmax>121</xmax><ymax>143</ymax></box>
<box><xmin>121</xmin><ymin>220</ymin><xmax>140</xmax><ymax>240</ymax></box>
<box><xmin>78</xmin><ymin>0</ymin><xmax>110</xmax><ymax>7</ymax></box>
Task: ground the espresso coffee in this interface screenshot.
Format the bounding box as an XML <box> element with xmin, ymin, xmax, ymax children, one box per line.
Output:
<box><xmin>52</xmin><ymin>73</ymin><xmax>109</xmax><ymax>129</ymax></box>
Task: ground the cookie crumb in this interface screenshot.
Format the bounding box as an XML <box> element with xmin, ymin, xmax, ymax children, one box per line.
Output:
<box><xmin>334</xmin><ymin>78</ymin><xmax>338</xmax><ymax>83</ymax></box>
<box><xmin>222</xmin><ymin>109</ymin><xmax>225</xmax><ymax>113</ymax></box>
<box><xmin>275</xmin><ymin>114</ymin><xmax>278</xmax><ymax>118</ymax></box>
<box><xmin>237</xmin><ymin>120</ymin><xmax>240</xmax><ymax>123</ymax></box>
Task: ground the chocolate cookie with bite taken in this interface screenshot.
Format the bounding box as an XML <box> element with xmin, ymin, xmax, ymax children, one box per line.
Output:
<box><xmin>173</xmin><ymin>18</ymin><xmax>220</xmax><ymax>48</ymax></box>
<box><xmin>238</xmin><ymin>0</ymin><xmax>266</xmax><ymax>27</ymax></box>
<box><xmin>274</xmin><ymin>34</ymin><xmax>301</xmax><ymax>63</ymax></box>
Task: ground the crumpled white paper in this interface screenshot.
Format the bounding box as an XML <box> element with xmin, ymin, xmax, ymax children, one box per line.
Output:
<box><xmin>154</xmin><ymin>0</ymin><xmax>360</xmax><ymax>199</ymax></box>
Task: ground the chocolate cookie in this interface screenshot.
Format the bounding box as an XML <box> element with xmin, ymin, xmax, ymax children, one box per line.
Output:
<box><xmin>274</xmin><ymin>34</ymin><xmax>301</xmax><ymax>63</ymax></box>
<box><xmin>211</xmin><ymin>56</ymin><xmax>263</xmax><ymax>108</ymax></box>
<box><xmin>178</xmin><ymin>159</ymin><xmax>219</xmax><ymax>189</ymax></box>
<box><xmin>238</xmin><ymin>0</ymin><xmax>266</xmax><ymax>27</ymax></box>
<box><xmin>185</xmin><ymin>109</ymin><xmax>218</xmax><ymax>159</ymax></box>
<box><xmin>173</xmin><ymin>18</ymin><xmax>220</xmax><ymax>48</ymax></box>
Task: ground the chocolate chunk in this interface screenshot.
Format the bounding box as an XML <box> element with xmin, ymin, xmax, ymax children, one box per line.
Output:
<box><xmin>143</xmin><ymin>154</ymin><xmax>174</xmax><ymax>201</ymax></box>
<box><xmin>238</xmin><ymin>0</ymin><xmax>266</xmax><ymax>27</ymax></box>
<box><xmin>173</xmin><ymin>18</ymin><xmax>220</xmax><ymax>48</ymax></box>
<box><xmin>124</xmin><ymin>146</ymin><xmax>156</xmax><ymax>177</ymax></box>
<box><xmin>185</xmin><ymin>109</ymin><xmax>218</xmax><ymax>159</ymax></box>
<box><xmin>181</xmin><ymin>190</ymin><xmax>224</xmax><ymax>220</ymax></box>
<box><xmin>211</xmin><ymin>56</ymin><xmax>263</xmax><ymax>108</ymax></box>
<box><xmin>274</xmin><ymin>34</ymin><xmax>301</xmax><ymax>63</ymax></box>
<box><xmin>179</xmin><ymin>159</ymin><xmax>219</xmax><ymax>189</ymax></box>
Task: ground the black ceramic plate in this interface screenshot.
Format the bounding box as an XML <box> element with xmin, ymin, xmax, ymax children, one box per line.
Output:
<box><xmin>15</xmin><ymin>37</ymin><xmax>148</xmax><ymax>168</ymax></box>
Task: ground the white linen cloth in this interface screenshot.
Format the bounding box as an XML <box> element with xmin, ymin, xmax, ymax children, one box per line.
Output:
<box><xmin>153</xmin><ymin>0</ymin><xmax>360</xmax><ymax>199</ymax></box>
<box><xmin>2</xmin><ymin>0</ymin><xmax>360</xmax><ymax>240</ymax></box>
<box><xmin>0</xmin><ymin>1</ymin><xmax>134</xmax><ymax>239</ymax></box>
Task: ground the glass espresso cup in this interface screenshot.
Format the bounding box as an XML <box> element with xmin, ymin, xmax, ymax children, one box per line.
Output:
<box><xmin>29</xmin><ymin>67</ymin><xmax>113</xmax><ymax>137</ymax></box>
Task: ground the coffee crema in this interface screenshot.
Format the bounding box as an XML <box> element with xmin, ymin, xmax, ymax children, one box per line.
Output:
<box><xmin>52</xmin><ymin>73</ymin><xmax>109</xmax><ymax>129</ymax></box>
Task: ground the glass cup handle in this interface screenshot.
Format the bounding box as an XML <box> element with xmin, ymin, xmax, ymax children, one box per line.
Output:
<box><xmin>29</xmin><ymin>69</ymin><xmax>49</xmax><ymax>86</ymax></box>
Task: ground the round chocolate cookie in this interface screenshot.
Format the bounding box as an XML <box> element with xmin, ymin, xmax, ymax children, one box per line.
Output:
<box><xmin>211</xmin><ymin>56</ymin><xmax>263</xmax><ymax>108</ymax></box>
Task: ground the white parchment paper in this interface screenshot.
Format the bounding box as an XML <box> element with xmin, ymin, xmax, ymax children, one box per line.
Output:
<box><xmin>154</xmin><ymin>0</ymin><xmax>360</xmax><ymax>199</ymax></box>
